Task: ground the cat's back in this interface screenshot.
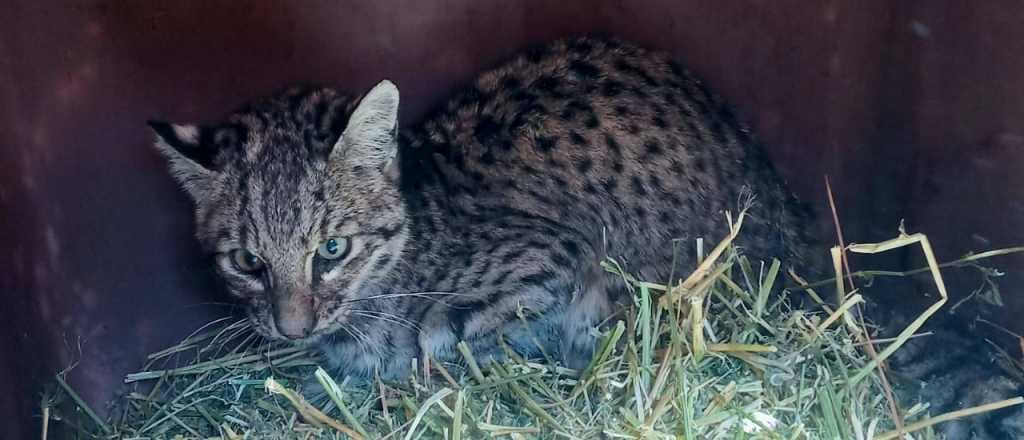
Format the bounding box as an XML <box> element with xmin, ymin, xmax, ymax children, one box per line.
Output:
<box><xmin>403</xmin><ymin>37</ymin><xmax>809</xmax><ymax>275</ymax></box>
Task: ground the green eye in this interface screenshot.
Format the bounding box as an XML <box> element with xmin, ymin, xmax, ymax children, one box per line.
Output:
<box><xmin>317</xmin><ymin>237</ymin><xmax>350</xmax><ymax>260</ymax></box>
<box><xmin>231</xmin><ymin>249</ymin><xmax>264</xmax><ymax>273</ymax></box>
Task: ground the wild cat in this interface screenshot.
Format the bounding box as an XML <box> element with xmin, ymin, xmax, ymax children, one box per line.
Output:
<box><xmin>150</xmin><ymin>37</ymin><xmax>1020</xmax><ymax>438</ymax></box>
<box><xmin>149</xmin><ymin>37</ymin><xmax>811</xmax><ymax>372</ymax></box>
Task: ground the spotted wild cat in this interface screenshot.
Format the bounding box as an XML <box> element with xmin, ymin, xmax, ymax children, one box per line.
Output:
<box><xmin>150</xmin><ymin>37</ymin><xmax>1021</xmax><ymax>439</ymax></box>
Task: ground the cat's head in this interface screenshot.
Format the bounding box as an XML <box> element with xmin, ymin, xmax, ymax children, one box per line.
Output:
<box><xmin>150</xmin><ymin>81</ymin><xmax>409</xmax><ymax>343</ymax></box>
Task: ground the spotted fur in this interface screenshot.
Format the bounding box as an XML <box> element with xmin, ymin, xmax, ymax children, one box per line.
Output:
<box><xmin>151</xmin><ymin>37</ymin><xmax>1019</xmax><ymax>439</ymax></box>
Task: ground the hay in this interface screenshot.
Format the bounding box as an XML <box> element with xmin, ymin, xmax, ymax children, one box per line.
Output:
<box><xmin>43</xmin><ymin>214</ymin><xmax>1024</xmax><ymax>439</ymax></box>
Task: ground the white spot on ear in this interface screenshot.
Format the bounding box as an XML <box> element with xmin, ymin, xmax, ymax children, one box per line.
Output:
<box><xmin>172</xmin><ymin>124</ymin><xmax>200</xmax><ymax>144</ymax></box>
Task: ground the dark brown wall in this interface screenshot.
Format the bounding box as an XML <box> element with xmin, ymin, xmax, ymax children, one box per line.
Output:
<box><xmin>3</xmin><ymin>1</ymin><xmax>1023</xmax><ymax>436</ymax></box>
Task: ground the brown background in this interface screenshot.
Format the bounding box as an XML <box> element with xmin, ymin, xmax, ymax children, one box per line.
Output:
<box><xmin>3</xmin><ymin>1</ymin><xmax>1023</xmax><ymax>436</ymax></box>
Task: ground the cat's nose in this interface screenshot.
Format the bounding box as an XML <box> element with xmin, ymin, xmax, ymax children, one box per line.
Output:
<box><xmin>272</xmin><ymin>290</ymin><xmax>316</xmax><ymax>339</ymax></box>
<box><xmin>276</xmin><ymin>314</ymin><xmax>314</xmax><ymax>339</ymax></box>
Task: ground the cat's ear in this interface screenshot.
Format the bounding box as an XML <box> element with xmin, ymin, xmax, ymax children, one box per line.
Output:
<box><xmin>148</xmin><ymin>120</ymin><xmax>218</xmax><ymax>202</ymax></box>
<box><xmin>334</xmin><ymin>80</ymin><xmax>399</xmax><ymax>174</ymax></box>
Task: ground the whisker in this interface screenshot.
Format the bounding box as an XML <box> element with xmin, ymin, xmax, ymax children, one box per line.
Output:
<box><xmin>350</xmin><ymin>315</ymin><xmax>417</xmax><ymax>335</ymax></box>
<box><xmin>341</xmin><ymin>322</ymin><xmax>373</xmax><ymax>353</ymax></box>
<box><xmin>351</xmin><ymin>315</ymin><xmax>420</xmax><ymax>335</ymax></box>
<box><xmin>351</xmin><ymin>311</ymin><xmax>421</xmax><ymax>332</ymax></box>
<box><xmin>342</xmin><ymin>291</ymin><xmax>473</xmax><ymax>306</ymax></box>
<box><xmin>337</xmin><ymin>325</ymin><xmax>366</xmax><ymax>352</ymax></box>
<box><xmin>233</xmin><ymin>332</ymin><xmax>260</xmax><ymax>356</ymax></box>
<box><xmin>347</xmin><ymin>324</ymin><xmax>383</xmax><ymax>357</ymax></box>
<box><xmin>349</xmin><ymin>308</ymin><xmax>421</xmax><ymax>326</ymax></box>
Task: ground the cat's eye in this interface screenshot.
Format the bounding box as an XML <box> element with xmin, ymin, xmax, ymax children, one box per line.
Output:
<box><xmin>231</xmin><ymin>249</ymin><xmax>265</xmax><ymax>273</ymax></box>
<box><xmin>317</xmin><ymin>237</ymin><xmax>350</xmax><ymax>260</ymax></box>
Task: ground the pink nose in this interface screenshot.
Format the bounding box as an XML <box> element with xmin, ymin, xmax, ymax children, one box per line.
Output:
<box><xmin>272</xmin><ymin>291</ymin><xmax>316</xmax><ymax>339</ymax></box>
<box><xmin>275</xmin><ymin>313</ymin><xmax>314</xmax><ymax>339</ymax></box>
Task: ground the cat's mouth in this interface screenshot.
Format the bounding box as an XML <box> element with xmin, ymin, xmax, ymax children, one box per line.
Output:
<box><xmin>263</xmin><ymin>312</ymin><xmax>360</xmax><ymax>345</ymax></box>
<box><xmin>247</xmin><ymin>305</ymin><xmax>325</xmax><ymax>344</ymax></box>
<box><xmin>251</xmin><ymin>300</ymin><xmax>409</xmax><ymax>347</ymax></box>
<box><xmin>259</xmin><ymin>319</ymin><xmax>327</xmax><ymax>345</ymax></box>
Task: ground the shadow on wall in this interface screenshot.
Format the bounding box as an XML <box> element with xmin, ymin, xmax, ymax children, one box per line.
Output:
<box><xmin>1</xmin><ymin>1</ymin><xmax>1022</xmax><ymax>436</ymax></box>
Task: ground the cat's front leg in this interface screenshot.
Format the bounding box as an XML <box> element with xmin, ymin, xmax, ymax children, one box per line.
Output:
<box><xmin>318</xmin><ymin>323</ymin><xmax>417</xmax><ymax>381</ymax></box>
